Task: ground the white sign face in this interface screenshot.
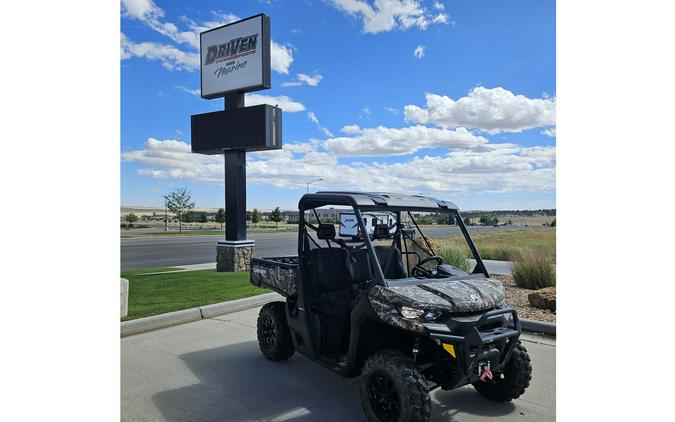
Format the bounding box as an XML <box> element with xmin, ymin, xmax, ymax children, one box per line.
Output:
<box><xmin>200</xmin><ymin>14</ymin><xmax>270</xmax><ymax>99</ymax></box>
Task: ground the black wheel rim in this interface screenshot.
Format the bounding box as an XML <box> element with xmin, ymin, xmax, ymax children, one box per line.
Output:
<box><xmin>367</xmin><ymin>370</ymin><xmax>401</xmax><ymax>422</ymax></box>
<box><xmin>260</xmin><ymin>315</ymin><xmax>276</xmax><ymax>348</ymax></box>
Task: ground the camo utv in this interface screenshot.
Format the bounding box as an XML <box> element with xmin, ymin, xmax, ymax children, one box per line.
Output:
<box><xmin>251</xmin><ymin>192</ymin><xmax>532</xmax><ymax>422</ymax></box>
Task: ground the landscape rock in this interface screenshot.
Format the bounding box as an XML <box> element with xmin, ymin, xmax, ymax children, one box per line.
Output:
<box><xmin>528</xmin><ymin>287</ymin><xmax>556</xmax><ymax>312</ymax></box>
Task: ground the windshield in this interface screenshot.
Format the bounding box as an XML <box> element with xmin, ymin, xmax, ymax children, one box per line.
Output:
<box><xmin>300</xmin><ymin>203</ymin><xmax>488</xmax><ymax>286</ymax></box>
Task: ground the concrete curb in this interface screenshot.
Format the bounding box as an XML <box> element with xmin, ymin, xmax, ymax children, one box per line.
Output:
<box><xmin>521</xmin><ymin>319</ymin><xmax>556</xmax><ymax>336</ymax></box>
<box><xmin>200</xmin><ymin>292</ymin><xmax>283</xmax><ymax>318</ymax></box>
<box><xmin>121</xmin><ymin>292</ymin><xmax>283</xmax><ymax>337</ymax></box>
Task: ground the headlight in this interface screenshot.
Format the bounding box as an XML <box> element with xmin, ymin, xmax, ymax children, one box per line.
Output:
<box><xmin>400</xmin><ymin>306</ymin><xmax>424</xmax><ymax>319</ymax></box>
<box><xmin>399</xmin><ymin>306</ymin><xmax>442</xmax><ymax>321</ymax></box>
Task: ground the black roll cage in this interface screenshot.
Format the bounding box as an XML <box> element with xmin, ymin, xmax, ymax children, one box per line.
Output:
<box><xmin>298</xmin><ymin>196</ymin><xmax>489</xmax><ymax>286</ymax></box>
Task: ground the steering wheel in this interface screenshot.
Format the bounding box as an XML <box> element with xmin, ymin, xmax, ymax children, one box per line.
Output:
<box><xmin>411</xmin><ymin>256</ymin><xmax>444</xmax><ymax>278</ymax></box>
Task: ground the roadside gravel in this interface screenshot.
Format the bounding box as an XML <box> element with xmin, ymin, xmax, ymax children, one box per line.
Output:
<box><xmin>492</xmin><ymin>274</ymin><xmax>556</xmax><ymax>323</ymax></box>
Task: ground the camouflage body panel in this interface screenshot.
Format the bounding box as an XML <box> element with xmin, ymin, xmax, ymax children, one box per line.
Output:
<box><xmin>368</xmin><ymin>295</ymin><xmax>428</xmax><ymax>334</ymax></box>
<box><xmin>368</xmin><ymin>277</ymin><xmax>505</xmax><ymax>330</ymax></box>
<box><xmin>250</xmin><ymin>256</ymin><xmax>299</xmax><ymax>297</ymax></box>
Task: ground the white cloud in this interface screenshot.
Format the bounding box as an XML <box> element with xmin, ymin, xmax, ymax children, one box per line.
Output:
<box><xmin>121</xmin><ymin>4</ymin><xmax>294</xmax><ymax>74</ymax></box>
<box><xmin>542</xmin><ymin>127</ymin><xmax>556</xmax><ymax>137</ymax></box>
<box><xmin>404</xmin><ymin>87</ymin><xmax>556</xmax><ymax>134</ymax></box>
<box><xmin>176</xmin><ymin>85</ymin><xmax>200</xmax><ymax>96</ymax></box>
<box><xmin>432</xmin><ymin>13</ymin><xmax>449</xmax><ymax>24</ymax></box>
<box><xmin>323</xmin><ymin>125</ymin><xmax>488</xmax><ymax>156</ymax></box>
<box><xmin>328</xmin><ymin>0</ymin><xmax>449</xmax><ymax>34</ymax></box>
<box><xmin>121</xmin><ymin>0</ymin><xmax>163</xmax><ymax>21</ymax></box>
<box><xmin>385</xmin><ymin>106</ymin><xmax>400</xmax><ymax>114</ymax></box>
<box><xmin>123</xmin><ymin>138</ymin><xmax>555</xmax><ymax>195</ymax></box>
<box><xmin>121</xmin><ymin>33</ymin><xmax>198</xmax><ymax>71</ymax></box>
<box><xmin>297</xmin><ymin>73</ymin><xmax>323</xmax><ymax>86</ymax></box>
<box><xmin>433</xmin><ymin>1</ymin><xmax>444</xmax><ymax>11</ymax></box>
<box><xmin>173</xmin><ymin>85</ymin><xmax>305</xmax><ymax>112</ymax></box>
<box><xmin>246</xmin><ymin>94</ymin><xmax>306</xmax><ymax>112</ymax></box>
<box><xmin>413</xmin><ymin>44</ymin><xmax>426</xmax><ymax>58</ymax></box>
<box><xmin>270</xmin><ymin>41</ymin><xmax>294</xmax><ymax>74</ymax></box>
<box><xmin>307</xmin><ymin>112</ymin><xmax>334</xmax><ymax>137</ymax></box>
<box><xmin>282</xmin><ymin>73</ymin><xmax>323</xmax><ymax>87</ymax></box>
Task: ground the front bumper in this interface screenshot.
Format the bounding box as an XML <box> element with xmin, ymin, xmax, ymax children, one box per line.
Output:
<box><xmin>423</xmin><ymin>307</ymin><xmax>521</xmax><ymax>389</ymax></box>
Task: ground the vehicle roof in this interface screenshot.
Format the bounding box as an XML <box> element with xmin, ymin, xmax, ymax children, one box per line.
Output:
<box><xmin>299</xmin><ymin>191</ymin><xmax>459</xmax><ymax>211</ymax></box>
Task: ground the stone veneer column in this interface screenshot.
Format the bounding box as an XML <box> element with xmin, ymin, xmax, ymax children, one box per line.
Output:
<box><xmin>216</xmin><ymin>240</ymin><xmax>255</xmax><ymax>272</ymax></box>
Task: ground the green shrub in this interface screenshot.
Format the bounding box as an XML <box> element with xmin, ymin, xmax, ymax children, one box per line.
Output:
<box><xmin>512</xmin><ymin>254</ymin><xmax>556</xmax><ymax>290</ymax></box>
<box><xmin>437</xmin><ymin>246</ymin><xmax>470</xmax><ymax>272</ymax></box>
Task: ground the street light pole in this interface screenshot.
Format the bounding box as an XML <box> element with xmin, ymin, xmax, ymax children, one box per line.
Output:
<box><xmin>162</xmin><ymin>195</ymin><xmax>168</xmax><ymax>232</ymax></box>
<box><xmin>306</xmin><ymin>178</ymin><xmax>323</xmax><ymax>193</ymax></box>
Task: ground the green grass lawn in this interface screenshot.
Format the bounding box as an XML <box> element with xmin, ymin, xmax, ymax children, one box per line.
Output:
<box><xmin>121</xmin><ymin>269</ymin><xmax>269</xmax><ymax>321</ymax></box>
<box><xmin>433</xmin><ymin>227</ymin><xmax>556</xmax><ymax>261</ymax></box>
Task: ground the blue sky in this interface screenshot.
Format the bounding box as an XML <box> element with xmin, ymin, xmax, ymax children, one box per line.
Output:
<box><xmin>121</xmin><ymin>0</ymin><xmax>556</xmax><ymax>210</ymax></box>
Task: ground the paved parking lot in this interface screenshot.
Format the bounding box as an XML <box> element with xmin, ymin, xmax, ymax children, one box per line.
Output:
<box><xmin>122</xmin><ymin>307</ymin><xmax>555</xmax><ymax>422</ymax></box>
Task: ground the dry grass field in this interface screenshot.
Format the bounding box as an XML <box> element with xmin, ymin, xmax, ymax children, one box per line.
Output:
<box><xmin>433</xmin><ymin>227</ymin><xmax>556</xmax><ymax>261</ymax></box>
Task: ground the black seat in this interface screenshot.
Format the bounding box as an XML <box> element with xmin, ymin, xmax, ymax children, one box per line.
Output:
<box><xmin>349</xmin><ymin>248</ymin><xmax>372</xmax><ymax>283</ymax></box>
<box><xmin>307</xmin><ymin>248</ymin><xmax>354</xmax><ymax>352</ymax></box>
<box><xmin>374</xmin><ymin>246</ymin><xmax>407</xmax><ymax>279</ymax></box>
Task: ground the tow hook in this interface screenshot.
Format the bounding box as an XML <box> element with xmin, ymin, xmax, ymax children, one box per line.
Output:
<box><xmin>479</xmin><ymin>367</ymin><xmax>493</xmax><ymax>381</ymax></box>
<box><xmin>478</xmin><ymin>361</ymin><xmax>493</xmax><ymax>382</ymax></box>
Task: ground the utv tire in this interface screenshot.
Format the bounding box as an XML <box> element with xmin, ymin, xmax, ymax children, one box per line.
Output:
<box><xmin>256</xmin><ymin>302</ymin><xmax>295</xmax><ymax>361</ymax></box>
<box><xmin>472</xmin><ymin>341</ymin><xmax>532</xmax><ymax>401</ymax></box>
<box><xmin>360</xmin><ymin>349</ymin><xmax>431</xmax><ymax>422</ymax></box>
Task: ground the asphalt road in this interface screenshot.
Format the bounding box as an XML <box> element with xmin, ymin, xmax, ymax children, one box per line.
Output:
<box><xmin>121</xmin><ymin>225</ymin><xmax>525</xmax><ymax>271</ymax></box>
<box><xmin>121</xmin><ymin>305</ymin><xmax>556</xmax><ymax>422</ymax></box>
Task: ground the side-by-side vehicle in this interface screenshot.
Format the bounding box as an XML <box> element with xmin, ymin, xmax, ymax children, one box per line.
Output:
<box><xmin>250</xmin><ymin>192</ymin><xmax>532</xmax><ymax>422</ymax></box>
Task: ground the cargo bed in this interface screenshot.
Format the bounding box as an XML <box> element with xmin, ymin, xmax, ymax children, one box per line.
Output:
<box><xmin>250</xmin><ymin>256</ymin><xmax>299</xmax><ymax>297</ymax></box>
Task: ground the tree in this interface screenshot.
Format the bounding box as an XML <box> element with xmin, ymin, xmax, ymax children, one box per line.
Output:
<box><xmin>479</xmin><ymin>215</ymin><xmax>491</xmax><ymax>226</ymax></box>
<box><xmin>551</xmin><ymin>218</ymin><xmax>556</xmax><ymax>227</ymax></box>
<box><xmin>199</xmin><ymin>213</ymin><xmax>208</xmax><ymax>223</ymax></box>
<box><xmin>164</xmin><ymin>187</ymin><xmax>195</xmax><ymax>233</ymax></box>
<box><xmin>463</xmin><ymin>216</ymin><xmax>471</xmax><ymax>226</ymax></box>
<box><xmin>270</xmin><ymin>206</ymin><xmax>282</xmax><ymax>230</ymax></box>
<box><xmin>215</xmin><ymin>208</ymin><xmax>225</xmax><ymax>230</ymax></box>
<box><xmin>124</xmin><ymin>213</ymin><xmax>138</xmax><ymax>227</ymax></box>
<box><xmin>251</xmin><ymin>208</ymin><xmax>261</xmax><ymax>224</ymax></box>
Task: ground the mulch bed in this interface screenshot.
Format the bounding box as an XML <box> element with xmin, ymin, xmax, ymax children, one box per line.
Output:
<box><xmin>491</xmin><ymin>274</ymin><xmax>556</xmax><ymax>323</ymax></box>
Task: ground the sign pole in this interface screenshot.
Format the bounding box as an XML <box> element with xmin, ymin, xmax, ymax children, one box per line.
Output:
<box><xmin>223</xmin><ymin>92</ymin><xmax>246</xmax><ymax>241</ymax></box>
<box><xmin>192</xmin><ymin>13</ymin><xmax>277</xmax><ymax>272</ymax></box>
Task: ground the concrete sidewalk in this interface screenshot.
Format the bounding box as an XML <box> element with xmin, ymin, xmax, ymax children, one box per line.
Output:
<box><xmin>122</xmin><ymin>305</ymin><xmax>555</xmax><ymax>422</ymax></box>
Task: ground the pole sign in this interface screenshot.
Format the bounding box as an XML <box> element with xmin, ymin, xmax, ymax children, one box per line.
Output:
<box><xmin>200</xmin><ymin>14</ymin><xmax>271</xmax><ymax>99</ymax></box>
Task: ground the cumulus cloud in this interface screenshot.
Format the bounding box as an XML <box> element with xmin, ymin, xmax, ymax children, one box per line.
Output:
<box><xmin>121</xmin><ymin>2</ymin><xmax>294</xmax><ymax>74</ymax></box>
<box><xmin>270</xmin><ymin>41</ymin><xmax>294</xmax><ymax>74</ymax></box>
<box><xmin>404</xmin><ymin>87</ymin><xmax>556</xmax><ymax>134</ymax></box>
<box><xmin>122</xmin><ymin>138</ymin><xmax>555</xmax><ymax>194</ymax></box>
<box><xmin>323</xmin><ymin>125</ymin><xmax>487</xmax><ymax>156</ymax></box>
<box><xmin>173</xmin><ymin>85</ymin><xmax>305</xmax><ymax>112</ymax></box>
<box><xmin>308</xmin><ymin>112</ymin><xmax>334</xmax><ymax>137</ymax></box>
<box><xmin>542</xmin><ymin>127</ymin><xmax>556</xmax><ymax>137</ymax></box>
<box><xmin>245</xmin><ymin>94</ymin><xmax>306</xmax><ymax>112</ymax></box>
<box><xmin>413</xmin><ymin>44</ymin><xmax>426</xmax><ymax>58</ymax></box>
<box><xmin>121</xmin><ymin>33</ymin><xmax>198</xmax><ymax>71</ymax></box>
<box><xmin>433</xmin><ymin>1</ymin><xmax>444</xmax><ymax>11</ymax></box>
<box><xmin>328</xmin><ymin>0</ymin><xmax>449</xmax><ymax>34</ymax></box>
<box><xmin>282</xmin><ymin>73</ymin><xmax>323</xmax><ymax>87</ymax></box>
